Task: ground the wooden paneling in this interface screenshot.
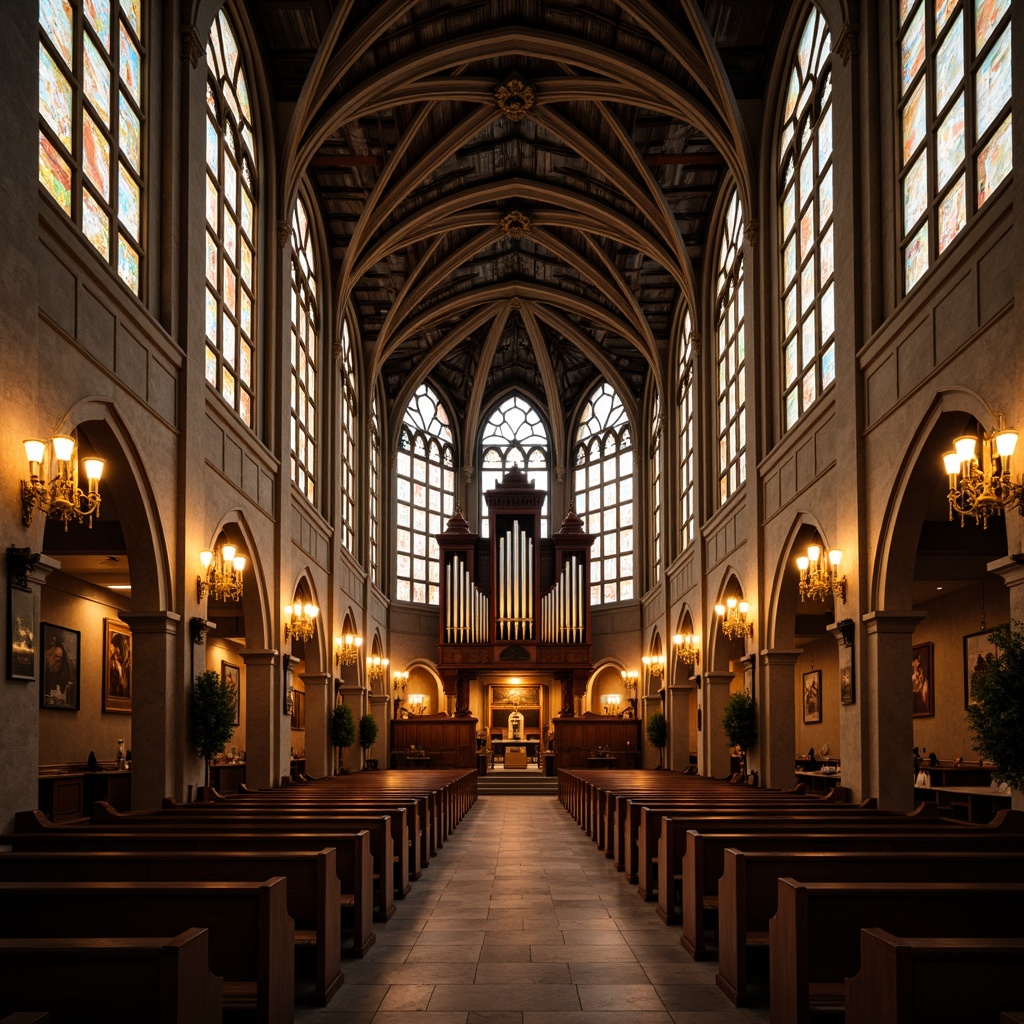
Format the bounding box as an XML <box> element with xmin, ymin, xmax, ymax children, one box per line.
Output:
<box><xmin>551</xmin><ymin>718</ymin><xmax>642</xmax><ymax>770</ymax></box>
<box><xmin>391</xmin><ymin>717</ymin><xmax>478</xmax><ymax>768</ymax></box>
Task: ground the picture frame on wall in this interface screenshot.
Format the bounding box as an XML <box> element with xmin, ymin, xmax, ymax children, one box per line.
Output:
<box><xmin>103</xmin><ymin>618</ymin><xmax>132</xmax><ymax>714</ymax></box>
<box><xmin>802</xmin><ymin>669</ymin><xmax>822</xmax><ymax>724</ymax></box>
<box><xmin>40</xmin><ymin>622</ymin><xmax>80</xmax><ymax>710</ymax></box>
<box><xmin>911</xmin><ymin>641</ymin><xmax>934</xmax><ymax>717</ymax></box>
<box><xmin>7</xmin><ymin>585</ymin><xmax>35</xmax><ymax>682</ymax></box>
<box><xmin>964</xmin><ymin>628</ymin><xmax>999</xmax><ymax>708</ymax></box>
<box><xmin>840</xmin><ymin>664</ymin><xmax>854</xmax><ymax>705</ymax></box>
<box><xmin>222</xmin><ymin>661</ymin><xmax>240</xmax><ymax>726</ymax></box>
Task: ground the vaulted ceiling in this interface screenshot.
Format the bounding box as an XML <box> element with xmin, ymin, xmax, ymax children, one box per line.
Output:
<box><xmin>246</xmin><ymin>0</ymin><xmax>791</xmax><ymax>433</ymax></box>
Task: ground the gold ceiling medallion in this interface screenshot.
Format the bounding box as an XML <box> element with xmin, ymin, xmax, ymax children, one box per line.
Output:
<box><xmin>495</xmin><ymin>79</ymin><xmax>535</xmax><ymax>122</ymax></box>
<box><xmin>501</xmin><ymin>210</ymin><xmax>532</xmax><ymax>239</ymax></box>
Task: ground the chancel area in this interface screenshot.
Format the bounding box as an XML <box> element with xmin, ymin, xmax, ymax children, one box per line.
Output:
<box><xmin>1</xmin><ymin>0</ymin><xmax>1023</xmax><ymax>1018</ymax></box>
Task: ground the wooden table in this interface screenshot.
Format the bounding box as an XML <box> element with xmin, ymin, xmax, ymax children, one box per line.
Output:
<box><xmin>913</xmin><ymin>785</ymin><xmax>1011</xmax><ymax>823</ymax></box>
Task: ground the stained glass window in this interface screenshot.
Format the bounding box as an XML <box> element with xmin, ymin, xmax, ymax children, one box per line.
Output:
<box><xmin>779</xmin><ymin>6</ymin><xmax>834</xmax><ymax>431</ymax></box>
<box><xmin>289</xmin><ymin>197</ymin><xmax>318</xmax><ymax>505</ymax></box>
<box><xmin>39</xmin><ymin>0</ymin><xmax>146</xmax><ymax>294</ymax></box>
<box><xmin>650</xmin><ymin>392</ymin><xmax>662</xmax><ymax>585</ymax></box>
<box><xmin>572</xmin><ymin>382</ymin><xmax>634</xmax><ymax>605</ymax></box>
<box><xmin>396</xmin><ymin>384</ymin><xmax>455</xmax><ymax>604</ymax></box>
<box><xmin>479</xmin><ymin>394</ymin><xmax>550</xmax><ymax>538</ymax></box>
<box><xmin>677</xmin><ymin>307</ymin><xmax>696</xmax><ymax>551</ymax></box>
<box><xmin>206</xmin><ymin>11</ymin><xmax>258</xmax><ymax>427</ymax></box>
<box><xmin>370</xmin><ymin>396</ymin><xmax>381</xmax><ymax>588</ymax></box>
<box><xmin>715</xmin><ymin>189</ymin><xmax>746</xmax><ymax>505</ymax></box>
<box><xmin>898</xmin><ymin>0</ymin><xmax>1012</xmax><ymax>292</ymax></box>
<box><xmin>338</xmin><ymin>321</ymin><xmax>357</xmax><ymax>555</ymax></box>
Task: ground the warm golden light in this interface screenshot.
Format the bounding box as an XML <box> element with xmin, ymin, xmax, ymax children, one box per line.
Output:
<box><xmin>716</xmin><ymin>597</ymin><xmax>753</xmax><ymax>640</ymax></box>
<box><xmin>942</xmin><ymin>416</ymin><xmax>1023</xmax><ymax>528</ymax></box>
<box><xmin>21</xmin><ymin>433</ymin><xmax>104</xmax><ymax>530</ymax></box>
<box><xmin>335</xmin><ymin>633</ymin><xmax>364</xmax><ymax>667</ymax></box>
<box><xmin>797</xmin><ymin>539</ymin><xmax>846</xmax><ymax>603</ymax></box>
<box><xmin>284</xmin><ymin>600</ymin><xmax>319</xmax><ymax>642</ymax></box>
<box><xmin>673</xmin><ymin>632</ymin><xmax>700</xmax><ymax>666</ymax></box>
<box><xmin>196</xmin><ymin>541</ymin><xmax>246</xmax><ymax>602</ymax></box>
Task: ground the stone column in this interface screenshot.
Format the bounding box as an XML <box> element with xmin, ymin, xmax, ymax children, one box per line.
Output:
<box><xmin>241</xmin><ymin>649</ymin><xmax>281</xmax><ymax>789</ymax></box>
<box><xmin>665</xmin><ymin>683</ymin><xmax>694</xmax><ymax>771</ymax></box>
<box><xmin>368</xmin><ymin>693</ymin><xmax>390</xmax><ymax>769</ymax></box>
<box><xmin>757</xmin><ymin>650</ymin><xmax>801</xmax><ymax>791</ymax></box>
<box><xmin>121</xmin><ymin>610</ymin><xmax>184</xmax><ymax>809</ymax></box>
<box><xmin>862</xmin><ymin>612</ymin><xmax>926</xmax><ymax>811</ymax></box>
<box><xmin>701</xmin><ymin>671</ymin><xmax>735</xmax><ymax>779</ymax></box>
<box><xmin>300</xmin><ymin>672</ymin><xmax>331</xmax><ymax>779</ymax></box>
<box><xmin>336</xmin><ymin>683</ymin><xmax>366</xmax><ymax>773</ymax></box>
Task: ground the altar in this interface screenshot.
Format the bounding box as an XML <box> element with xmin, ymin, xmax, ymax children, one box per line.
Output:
<box><xmin>490</xmin><ymin>739</ymin><xmax>542</xmax><ymax>768</ymax></box>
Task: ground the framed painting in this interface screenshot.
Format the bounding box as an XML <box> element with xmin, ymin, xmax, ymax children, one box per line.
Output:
<box><xmin>222</xmin><ymin>661</ymin><xmax>240</xmax><ymax>726</ymax></box>
<box><xmin>964</xmin><ymin>628</ymin><xmax>999</xmax><ymax>708</ymax></box>
<box><xmin>802</xmin><ymin>669</ymin><xmax>822</xmax><ymax>724</ymax></box>
<box><xmin>7</xmin><ymin>585</ymin><xmax>36</xmax><ymax>681</ymax></box>
<box><xmin>840</xmin><ymin>664</ymin><xmax>854</xmax><ymax>705</ymax></box>
<box><xmin>103</xmin><ymin>618</ymin><xmax>132</xmax><ymax>714</ymax></box>
<box><xmin>911</xmin><ymin>641</ymin><xmax>934</xmax><ymax>717</ymax></box>
<box><xmin>40</xmin><ymin>622</ymin><xmax>80</xmax><ymax>710</ymax></box>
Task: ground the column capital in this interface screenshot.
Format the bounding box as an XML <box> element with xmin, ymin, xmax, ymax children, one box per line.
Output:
<box><xmin>240</xmin><ymin>649</ymin><xmax>279</xmax><ymax>668</ymax></box>
<box><xmin>759</xmin><ymin>649</ymin><xmax>802</xmax><ymax>667</ymax></box>
<box><xmin>861</xmin><ymin>611</ymin><xmax>926</xmax><ymax>635</ymax></box>
<box><xmin>300</xmin><ymin>672</ymin><xmax>331</xmax><ymax>688</ymax></box>
<box><xmin>986</xmin><ymin>553</ymin><xmax>1024</xmax><ymax>588</ymax></box>
<box><xmin>120</xmin><ymin>610</ymin><xmax>183</xmax><ymax>635</ymax></box>
<box><xmin>702</xmin><ymin>670</ymin><xmax>735</xmax><ymax>686</ymax></box>
<box><xmin>368</xmin><ymin>693</ymin><xmax>390</xmax><ymax>707</ymax></box>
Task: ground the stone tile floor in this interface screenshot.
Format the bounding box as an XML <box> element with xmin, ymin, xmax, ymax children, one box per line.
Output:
<box><xmin>296</xmin><ymin>795</ymin><xmax>771</xmax><ymax>1023</ymax></box>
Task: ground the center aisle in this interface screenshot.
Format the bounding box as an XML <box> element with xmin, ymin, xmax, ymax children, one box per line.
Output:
<box><xmin>298</xmin><ymin>795</ymin><xmax>771</xmax><ymax>1023</ymax></box>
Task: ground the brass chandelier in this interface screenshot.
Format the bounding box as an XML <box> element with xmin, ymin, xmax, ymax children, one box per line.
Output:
<box><xmin>796</xmin><ymin>543</ymin><xmax>846</xmax><ymax>602</ymax></box>
<box><xmin>197</xmin><ymin>543</ymin><xmax>246</xmax><ymax>602</ymax></box>
<box><xmin>715</xmin><ymin>597</ymin><xmax>753</xmax><ymax>640</ymax></box>
<box><xmin>284</xmin><ymin>601</ymin><xmax>319</xmax><ymax>642</ymax></box>
<box><xmin>334</xmin><ymin>632</ymin><xmax>363</xmax><ymax>667</ymax></box>
<box><xmin>22</xmin><ymin>435</ymin><xmax>104</xmax><ymax>530</ymax></box>
<box><xmin>672</xmin><ymin>633</ymin><xmax>700</xmax><ymax>666</ymax></box>
<box><xmin>942</xmin><ymin>418</ymin><xmax>1022</xmax><ymax>528</ymax></box>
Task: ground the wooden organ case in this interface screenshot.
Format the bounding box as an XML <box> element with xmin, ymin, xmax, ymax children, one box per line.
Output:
<box><xmin>437</xmin><ymin>467</ymin><xmax>594</xmax><ymax>717</ymax></box>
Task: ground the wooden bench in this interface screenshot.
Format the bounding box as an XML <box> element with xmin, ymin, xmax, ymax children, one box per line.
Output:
<box><xmin>768</xmin><ymin>880</ymin><xmax>1024</xmax><ymax>1024</ymax></box>
<box><xmin>0</xmin><ymin>878</ymin><xmax>294</xmax><ymax>1024</ymax></box>
<box><xmin>845</xmin><ymin>928</ymin><xmax>1024</xmax><ymax>1024</ymax></box>
<box><xmin>715</xmin><ymin>849</ymin><xmax>1024</xmax><ymax>1006</ymax></box>
<box><xmin>0</xmin><ymin>846</ymin><xmax>347</xmax><ymax>1004</ymax></box>
<box><xmin>0</xmin><ymin>929</ymin><xmax>221</xmax><ymax>1024</ymax></box>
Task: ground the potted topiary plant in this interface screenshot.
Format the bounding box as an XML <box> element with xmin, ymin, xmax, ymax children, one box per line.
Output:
<box><xmin>329</xmin><ymin>701</ymin><xmax>357</xmax><ymax>774</ymax></box>
<box><xmin>189</xmin><ymin>669</ymin><xmax>238</xmax><ymax>797</ymax></box>
<box><xmin>358</xmin><ymin>713</ymin><xmax>379</xmax><ymax>770</ymax></box>
<box><xmin>646</xmin><ymin>711</ymin><xmax>668</xmax><ymax>769</ymax></box>
<box><xmin>722</xmin><ymin>690</ymin><xmax>758</xmax><ymax>782</ymax></box>
<box><xmin>967</xmin><ymin>620</ymin><xmax>1024</xmax><ymax>794</ymax></box>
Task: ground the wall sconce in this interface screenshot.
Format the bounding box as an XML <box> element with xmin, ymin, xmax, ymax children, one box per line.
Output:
<box><xmin>715</xmin><ymin>597</ymin><xmax>753</xmax><ymax>640</ymax></box>
<box><xmin>601</xmin><ymin>694</ymin><xmax>621</xmax><ymax>714</ymax></box>
<box><xmin>392</xmin><ymin>670</ymin><xmax>408</xmax><ymax>695</ymax></box>
<box><xmin>367</xmin><ymin>654</ymin><xmax>390</xmax><ymax>684</ymax></box>
<box><xmin>284</xmin><ymin>601</ymin><xmax>318</xmax><ymax>642</ymax></box>
<box><xmin>334</xmin><ymin>633</ymin><xmax>363</xmax><ymax>667</ymax></box>
<box><xmin>672</xmin><ymin>633</ymin><xmax>700</xmax><ymax>665</ymax></box>
<box><xmin>197</xmin><ymin>543</ymin><xmax>246</xmax><ymax>602</ymax></box>
<box><xmin>796</xmin><ymin>543</ymin><xmax>846</xmax><ymax>602</ymax></box>
<box><xmin>21</xmin><ymin>435</ymin><xmax>104</xmax><ymax>530</ymax></box>
<box><xmin>620</xmin><ymin>669</ymin><xmax>638</xmax><ymax>697</ymax></box>
<box><xmin>943</xmin><ymin>416</ymin><xmax>1022</xmax><ymax>528</ymax></box>
<box><xmin>408</xmin><ymin>693</ymin><xmax>426</xmax><ymax>714</ymax></box>
<box><xmin>642</xmin><ymin>653</ymin><xmax>666</xmax><ymax>678</ymax></box>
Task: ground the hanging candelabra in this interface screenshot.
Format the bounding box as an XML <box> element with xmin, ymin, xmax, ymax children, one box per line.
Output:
<box><xmin>796</xmin><ymin>543</ymin><xmax>846</xmax><ymax>602</ymax></box>
<box><xmin>942</xmin><ymin>416</ymin><xmax>1022</xmax><ymax>528</ymax></box>
<box><xmin>197</xmin><ymin>543</ymin><xmax>246</xmax><ymax>602</ymax></box>
<box><xmin>672</xmin><ymin>633</ymin><xmax>700</xmax><ymax>666</ymax></box>
<box><xmin>284</xmin><ymin>601</ymin><xmax>318</xmax><ymax>642</ymax></box>
<box><xmin>715</xmin><ymin>597</ymin><xmax>753</xmax><ymax>640</ymax></box>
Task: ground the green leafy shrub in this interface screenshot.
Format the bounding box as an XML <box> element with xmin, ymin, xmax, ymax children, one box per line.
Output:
<box><xmin>722</xmin><ymin>690</ymin><xmax>758</xmax><ymax>779</ymax></box>
<box><xmin>646</xmin><ymin>711</ymin><xmax>667</xmax><ymax>768</ymax></box>
<box><xmin>330</xmin><ymin>702</ymin><xmax>357</xmax><ymax>773</ymax></box>
<box><xmin>189</xmin><ymin>669</ymin><xmax>237</xmax><ymax>792</ymax></box>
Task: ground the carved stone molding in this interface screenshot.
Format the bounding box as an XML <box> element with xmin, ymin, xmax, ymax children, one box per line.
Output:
<box><xmin>181</xmin><ymin>25</ymin><xmax>203</xmax><ymax>68</ymax></box>
<box><xmin>277</xmin><ymin>219</ymin><xmax>290</xmax><ymax>248</ymax></box>
<box><xmin>744</xmin><ymin>219</ymin><xmax>759</xmax><ymax>246</ymax></box>
<box><xmin>500</xmin><ymin>210</ymin><xmax>532</xmax><ymax>238</ymax></box>
<box><xmin>495</xmin><ymin>79</ymin><xmax>535</xmax><ymax>122</ymax></box>
<box><xmin>834</xmin><ymin>22</ymin><xmax>860</xmax><ymax>67</ymax></box>
<box><xmin>690</xmin><ymin>331</ymin><xmax>702</xmax><ymax>360</ymax></box>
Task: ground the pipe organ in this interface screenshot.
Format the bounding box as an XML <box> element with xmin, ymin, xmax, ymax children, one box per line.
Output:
<box><xmin>436</xmin><ymin>467</ymin><xmax>594</xmax><ymax>713</ymax></box>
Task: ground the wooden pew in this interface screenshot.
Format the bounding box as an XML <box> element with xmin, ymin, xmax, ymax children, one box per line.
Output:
<box><xmin>768</xmin><ymin>880</ymin><xmax>1024</xmax><ymax>1024</ymax></box>
<box><xmin>0</xmin><ymin>847</ymin><xmax>346</xmax><ymax>1004</ymax></box>
<box><xmin>715</xmin><ymin>849</ymin><xmax>1024</xmax><ymax>1006</ymax></box>
<box><xmin>0</xmin><ymin>879</ymin><xmax>293</xmax><ymax>1024</ymax></box>
<box><xmin>0</xmin><ymin>929</ymin><xmax>221</xmax><ymax>1024</ymax></box>
<box><xmin>845</xmin><ymin>928</ymin><xmax>1024</xmax><ymax>1024</ymax></box>
<box><xmin>3</xmin><ymin>820</ymin><xmax>376</xmax><ymax>948</ymax></box>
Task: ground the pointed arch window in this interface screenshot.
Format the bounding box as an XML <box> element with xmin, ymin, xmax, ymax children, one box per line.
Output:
<box><xmin>339</xmin><ymin>320</ymin><xmax>356</xmax><ymax>556</ymax></box>
<box><xmin>289</xmin><ymin>196</ymin><xmax>318</xmax><ymax>504</ymax></box>
<box><xmin>205</xmin><ymin>10</ymin><xmax>258</xmax><ymax>428</ymax></box>
<box><xmin>898</xmin><ymin>0</ymin><xmax>1012</xmax><ymax>293</ymax></box>
<box><xmin>573</xmin><ymin>382</ymin><xmax>634</xmax><ymax>604</ymax></box>
<box><xmin>779</xmin><ymin>6</ymin><xmax>835</xmax><ymax>431</ymax></box>
<box><xmin>39</xmin><ymin>0</ymin><xmax>147</xmax><ymax>293</ymax></box>
<box><xmin>716</xmin><ymin>189</ymin><xmax>746</xmax><ymax>505</ymax></box>
<box><xmin>396</xmin><ymin>384</ymin><xmax>456</xmax><ymax>604</ymax></box>
<box><xmin>677</xmin><ymin>307</ymin><xmax>696</xmax><ymax>551</ymax></box>
<box><xmin>479</xmin><ymin>394</ymin><xmax>550</xmax><ymax>538</ymax></box>
<box><xmin>370</xmin><ymin>395</ymin><xmax>381</xmax><ymax>588</ymax></box>
<box><xmin>650</xmin><ymin>392</ymin><xmax>662</xmax><ymax>585</ymax></box>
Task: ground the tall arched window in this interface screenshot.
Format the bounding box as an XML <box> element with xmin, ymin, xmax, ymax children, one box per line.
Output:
<box><xmin>370</xmin><ymin>395</ymin><xmax>381</xmax><ymax>588</ymax></box>
<box><xmin>339</xmin><ymin>320</ymin><xmax>356</xmax><ymax>556</ymax></box>
<box><xmin>715</xmin><ymin>188</ymin><xmax>746</xmax><ymax>505</ymax></box>
<box><xmin>39</xmin><ymin>0</ymin><xmax>146</xmax><ymax>293</ymax></box>
<box><xmin>205</xmin><ymin>10</ymin><xmax>257</xmax><ymax>428</ymax></box>
<box><xmin>396</xmin><ymin>384</ymin><xmax>456</xmax><ymax>604</ymax></box>
<box><xmin>650</xmin><ymin>392</ymin><xmax>662</xmax><ymax>585</ymax></box>
<box><xmin>677</xmin><ymin>307</ymin><xmax>696</xmax><ymax>550</ymax></box>
<box><xmin>573</xmin><ymin>382</ymin><xmax>634</xmax><ymax>604</ymax></box>
<box><xmin>779</xmin><ymin>6</ymin><xmax>834</xmax><ymax>431</ymax></box>
<box><xmin>479</xmin><ymin>394</ymin><xmax>550</xmax><ymax>537</ymax></box>
<box><xmin>898</xmin><ymin>0</ymin><xmax>1011</xmax><ymax>293</ymax></box>
<box><xmin>289</xmin><ymin>196</ymin><xmax>318</xmax><ymax>504</ymax></box>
